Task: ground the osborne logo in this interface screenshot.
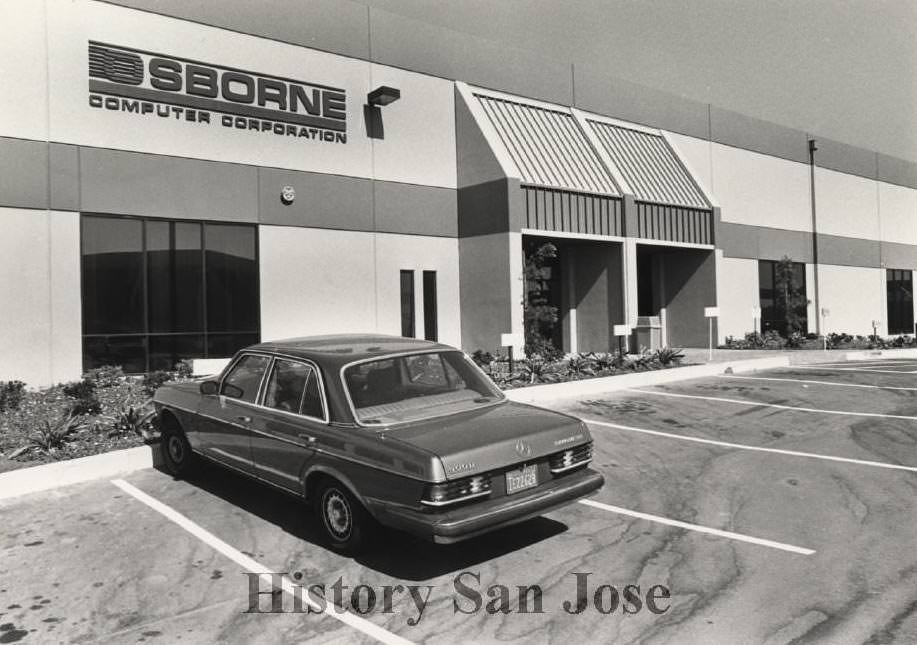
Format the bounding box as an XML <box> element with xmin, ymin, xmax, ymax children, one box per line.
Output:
<box><xmin>87</xmin><ymin>41</ymin><xmax>348</xmax><ymax>144</ymax></box>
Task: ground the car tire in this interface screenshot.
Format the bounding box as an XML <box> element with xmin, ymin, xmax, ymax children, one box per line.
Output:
<box><xmin>314</xmin><ymin>480</ymin><xmax>372</xmax><ymax>555</ymax></box>
<box><xmin>160</xmin><ymin>416</ymin><xmax>196</xmax><ymax>478</ymax></box>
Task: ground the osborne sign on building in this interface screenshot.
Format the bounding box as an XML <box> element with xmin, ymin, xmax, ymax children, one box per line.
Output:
<box><xmin>87</xmin><ymin>41</ymin><xmax>348</xmax><ymax>143</ymax></box>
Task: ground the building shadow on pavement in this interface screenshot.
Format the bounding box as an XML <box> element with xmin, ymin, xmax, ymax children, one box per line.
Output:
<box><xmin>160</xmin><ymin>459</ymin><xmax>569</xmax><ymax>582</ymax></box>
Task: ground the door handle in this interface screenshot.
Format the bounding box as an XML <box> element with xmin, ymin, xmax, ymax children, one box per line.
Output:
<box><xmin>297</xmin><ymin>434</ymin><xmax>317</xmax><ymax>444</ymax></box>
<box><xmin>236</xmin><ymin>415</ymin><xmax>252</xmax><ymax>423</ymax></box>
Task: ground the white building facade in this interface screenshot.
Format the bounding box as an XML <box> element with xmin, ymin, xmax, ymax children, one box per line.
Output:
<box><xmin>1</xmin><ymin>0</ymin><xmax>915</xmax><ymax>385</ymax></box>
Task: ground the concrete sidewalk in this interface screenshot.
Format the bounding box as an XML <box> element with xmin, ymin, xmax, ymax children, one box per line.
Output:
<box><xmin>681</xmin><ymin>347</ymin><xmax>849</xmax><ymax>365</ymax></box>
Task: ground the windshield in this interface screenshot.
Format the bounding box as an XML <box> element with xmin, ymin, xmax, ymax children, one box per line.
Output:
<box><xmin>343</xmin><ymin>351</ymin><xmax>505</xmax><ymax>425</ymax></box>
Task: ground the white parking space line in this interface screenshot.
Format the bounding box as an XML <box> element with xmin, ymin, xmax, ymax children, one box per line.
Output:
<box><xmin>792</xmin><ymin>366</ymin><xmax>917</xmax><ymax>375</ymax></box>
<box><xmin>577</xmin><ymin>499</ymin><xmax>815</xmax><ymax>555</ymax></box>
<box><xmin>582</xmin><ymin>418</ymin><xmax>917</xmax><ymax>473</ymax></box>
<box><xmin>626</xmin><ymin>389</ymin><xmax>917</xmax><ymax>421</ymax></box>
<box><xmin>805</xmin><ymin>360</ymin><xmax>917</xmax><ymax>368</ymax></box>
<box><xmin>717</xmin><ymin>374</ymin><xmax>917</xmax><ymax>392</ymax></box>
<box><xmin>112</xmin><ymin>479</ymin><xmax>413</xmax><ymax>645</ymax></box>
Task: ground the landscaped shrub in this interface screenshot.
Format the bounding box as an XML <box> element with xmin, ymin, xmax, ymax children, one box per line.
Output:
<box><xmin>1</xmin><ymin>366</ymin><xmax>176</xmax><ymax>466</ymax></box>
<box><xmin>762</xmin><ymin>330</ymin><xmax>786</xmax><ymax>349</ymax></box>
<box><xmin>86</xmin><ymin>365</ymin><xmax>126</xmax><ymax>388</ymax></box>
<box><xmin>471</xmin><ymin>350</ymin><xmax>495</xmax><ymax>368</ymax></box>
<box><xmin>29</xmin><ymin>412</ymin><xmax>86</xmax><ymax>456</ymax></box>
<box><xmin>653</xmin><ymin>347</ymin><xmax>685</xmax><ymax>366</ymax></box>
<box><xmin>175</xmin><ymin>359</ymin><xmax>194</xmax><ymax>378</ymax></box>
<box><xmin>106</xmin><ymin>402</ymin><xmax>156</xmax><ymax>440</ymax></box>
<box><xmin>0</xmin><ymin>380</ymin><xmax>26</xmax><ymax>413</ymax></box>
<box><xmin>584</xmin><ymin>352</ymin><xmax>621</xmax><ymax>371</ymax></box>
<box><xmin>785</xmin><ymin>331</ymin><xmax>805</xmax><ymax>348</ymax></box>
<box><xmin>565</xmin><ymin>354</ymin><xmax>595</xmax><ymax>377</ymax></box>
<box><xmin>142</xmin><ymin>370</ymin><xmax>174</xmax><ymax>396</ymax></box>
<box><xmin>61</xmin><ymin>379</ymin><xmax>101</xmax><ymax>416</ymax></box>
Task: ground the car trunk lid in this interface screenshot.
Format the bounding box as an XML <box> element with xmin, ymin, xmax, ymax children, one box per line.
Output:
<box><xmin>383</xmin><ymin>401</ymin><xmax>588</xmax><ymax>479</ymax></box>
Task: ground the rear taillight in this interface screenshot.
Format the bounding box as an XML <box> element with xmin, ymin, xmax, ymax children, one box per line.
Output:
<box><xmin>549</xmin><ymin>442</ymin><xmax>593</xmax><ymax>474</ymax></box>
<box><xmin>421</xmin><ymin>474</ymin><xmax>492</xmax><ymax>507</ymax></box>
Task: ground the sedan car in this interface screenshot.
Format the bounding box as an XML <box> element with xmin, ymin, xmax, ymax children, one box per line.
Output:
<box><xmin>153</xmin><ymin>335</ymin><xmax>604</xmax><ymax>553</ymax></box>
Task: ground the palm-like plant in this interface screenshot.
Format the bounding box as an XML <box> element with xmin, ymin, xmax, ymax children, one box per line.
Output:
<box><xmin>30</xmin><ymin>413</ymin><xmax>86</xmax><ymax>455</ymax></box>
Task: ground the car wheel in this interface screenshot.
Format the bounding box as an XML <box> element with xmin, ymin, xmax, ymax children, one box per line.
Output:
<box><xmin>315</xmin><ymin>480</ymin><xmax>371</xmax><ymax>555</ymax></box>
<box><xmin>160</xmin><ymin>416</ymin><xmax>196</xmax><ymax>477</ymax></box>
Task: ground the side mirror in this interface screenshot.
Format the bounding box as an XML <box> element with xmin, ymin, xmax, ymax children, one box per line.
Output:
<box><xmin>200</xmin><ymin>380</ymin><xmax>219</xmax><ymax>396</ymax></box>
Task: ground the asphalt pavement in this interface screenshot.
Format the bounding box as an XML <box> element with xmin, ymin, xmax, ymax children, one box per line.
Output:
<box><xmin>2</xmin><ymin>359</ymin><xmax>916</xmax><ymax>644</ymax></box>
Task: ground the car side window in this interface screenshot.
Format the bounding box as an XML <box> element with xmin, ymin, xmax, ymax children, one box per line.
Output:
<box><xmin>221</xmin><ymin>354</ymin><xmax>270</xmax><ymax>403</ymax></box>
<box><xmin>263</xmin><ymin>358</ymin><xmax>326</xmax><ymax>420</ymax></box>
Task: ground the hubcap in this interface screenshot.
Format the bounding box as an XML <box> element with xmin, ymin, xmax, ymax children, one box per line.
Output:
<box><xmin>168</xmin><ymin>435</ymin><xmax>185</xmax><ymax>463</ymax></box>
<box><xmin>323</xmin><ymin>490</ymin><xmax>352</xmax><ymax>540</ymax></box>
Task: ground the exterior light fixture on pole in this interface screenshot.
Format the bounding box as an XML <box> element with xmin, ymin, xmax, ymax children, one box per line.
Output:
<box><xmin>704</xmin><ymin>307</ymin><xmax>720</xmax><ymax>361</ymax></box>
<box><xmin>367</xmin><ymin>86</ymin><xmax>401</xmax><ymax>106</ymax></box>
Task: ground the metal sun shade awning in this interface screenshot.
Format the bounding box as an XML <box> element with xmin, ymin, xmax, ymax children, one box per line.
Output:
<box><xmin>475</xmin><ymin>93</ymin><xmax>623</xmax><ymax>236</ymax></box>
<box><xmin>472</xmin><ymin>91</ymin><xmax>713</xmax><ymax>244</ymax></box>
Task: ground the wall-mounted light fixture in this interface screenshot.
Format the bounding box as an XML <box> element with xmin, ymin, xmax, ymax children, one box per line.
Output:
<box><xmin>367</xmin><ymin>86</ymin><xmax>401</xmax><ymax>106</ymax></box>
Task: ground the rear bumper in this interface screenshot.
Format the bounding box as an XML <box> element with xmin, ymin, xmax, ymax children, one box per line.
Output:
<box><xmin>373</xmin><ymin>468</ymin><xmax>604</xmax><ymax>544</ymax></box>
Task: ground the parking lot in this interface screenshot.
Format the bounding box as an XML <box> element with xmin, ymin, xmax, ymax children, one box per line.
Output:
<box><xmin>2</xmin><ymin>358</ymin><xmax>917</xmax><ymax>644</ymax></box>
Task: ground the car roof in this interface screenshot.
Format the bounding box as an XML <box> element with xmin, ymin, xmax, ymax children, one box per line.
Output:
<box><xmin>248</xmin><ymin>334</ymin><xmax>457</xmax><ymax>368</ymax></box>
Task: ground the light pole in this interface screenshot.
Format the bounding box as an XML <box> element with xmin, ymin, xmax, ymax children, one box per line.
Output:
<box><xmin>808</xmin><ymin>139</ymin><xmax>821</xmax><ymax>335</ymax></box>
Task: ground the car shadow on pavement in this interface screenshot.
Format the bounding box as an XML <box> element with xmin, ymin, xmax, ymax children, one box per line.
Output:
<box><xmin>167</xmin><ymin>460</ymin><xmax>569</xmax><ymax>582</ymax></box>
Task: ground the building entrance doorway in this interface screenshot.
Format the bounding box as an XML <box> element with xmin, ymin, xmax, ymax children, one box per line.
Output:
<box><xmin>635</xmin><ymin>244</ymin><xmax>716</xmax><ymax>347</ymax></box>
<box><xmin>523</xmin><ymin>235</ymin><xmax>624</xmax><ymax>355</ymax></box>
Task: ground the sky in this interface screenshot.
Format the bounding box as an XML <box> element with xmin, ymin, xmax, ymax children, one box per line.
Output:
<box><xmin>360</xmin><ymin>0</ymin><xmax>916</xmax><ymax>162</ymax></box>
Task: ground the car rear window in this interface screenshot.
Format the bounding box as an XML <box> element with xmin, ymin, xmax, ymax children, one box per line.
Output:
<box><xmin>343</xmin><ymin>351</ymin><xmax>504</xmax><ymax>425</ymax></box>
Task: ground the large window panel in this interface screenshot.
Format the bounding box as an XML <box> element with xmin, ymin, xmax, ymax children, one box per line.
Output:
<box><xmin>81</xmin><ymin>215</ymin><xmax>259</xmax><ymax>372</ymax></box>
<box><xmin>81</xmin><ymin>216</ymin><xmax>144</xmax><ymax>334</ymax></box>
<box><xmin>206</xmin><ymin>224</ymin><xmax>258</xmax><ymax>334</ymax></box>
<box><xmin>758</xmin><ymin>259</ymin><xmax>807</xmax><ymax>335</ymax></box>
<box><xmin>148</xmin><ymin>222</ymin><xmax>203</xmax><ymax>333</ymax></box>
<box><xmin>400</xmin><ymin>270</ymin><xmax>415</xmax><ymax>338</ymax></box>
<box><xmin>887</xmin><ymin>269</ymin><xmax>914</xmax><ymax>335</ymax></box>
<box><xmin>423</xmin><ymin>270</ymin><xmax>438</xmax><ymax>341</ymax></box>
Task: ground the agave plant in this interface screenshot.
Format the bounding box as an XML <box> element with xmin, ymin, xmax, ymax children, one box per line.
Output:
<box><xmin>519</xmin><ymin>357</ymin><xmax>560</xmax><ymax>384</ymax></box>
<box><xmin>108</xmin><ymin>399</ymin><xmax>157</xmax><ymax>440</ymax></box>
<box><xmin>29</xmin><ymin>412</ymin><xmax>86</xmax><ymax>455</ymax></box>
<box><xmin>565</xmin><ymin>354</ymin><xmax>595</xmax><ymax>378</ymax></box>
<box><xmin>654</xmin><ymin>347</ymin><xmax>685</xmax><ymax>366</ymax></box>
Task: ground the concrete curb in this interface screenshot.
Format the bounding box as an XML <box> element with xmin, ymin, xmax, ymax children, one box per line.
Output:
<box><xmin>844</xmin><ymin>348</ymin><xmax>917</xmax><ymax>361</ymax></box>
<box><xmin>0</xmin><ymin>444</ymin><xmax>161</xmax><ymax>502</ymax></box>
<box><xmin>504</xmin><ymin>356</ymin><xmax>791</xmax><ymax>404</ymax></box>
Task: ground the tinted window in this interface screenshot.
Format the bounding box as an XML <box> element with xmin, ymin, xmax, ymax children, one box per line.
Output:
<box><xmin>82</xmin><ymin>216</ymin><xmax>144</xmax><ymax>335</ymax></box>
<box><xmin>758</xmin><ymin>259</ymin><xmax>807</xmax><ymax>335</ymax></box>
<box><xmin>81</xmin><ymin>215</ymin><xmax>259</xmax><ymax>372</ymax></box>
<box><xmin>206</xmin><ymin>224</ymin><xmax>258</xmax><ymax>333</ymax></box>
<box><xmin>148</xmin><ymin>221</ymin><xmax>203</xmax><ymax>333</ymax></box>
<box><xmin>221</xmin><ymin>354</ymin><xmax>270</xmax><ymax>402</ymax></box>
<box><xmin>423</xmin><ymin>271</ymin><xmax>437</xmax><ymax>341</ymax></box>
<box><xmin>400</xmin><ymin>270</ymin><xmax>415</xmax><ymax>337</ymax></box>
<box><xmin>887</xmin><ymin>269</ymin><xmax>914</xmax><ymax>335</ymax></box>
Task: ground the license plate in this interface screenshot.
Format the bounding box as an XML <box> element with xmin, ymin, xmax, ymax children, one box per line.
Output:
<box><xmin>505</xmin><ymin>464</ymin><xmax>538</xmax><ymax>494</ymax></box>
